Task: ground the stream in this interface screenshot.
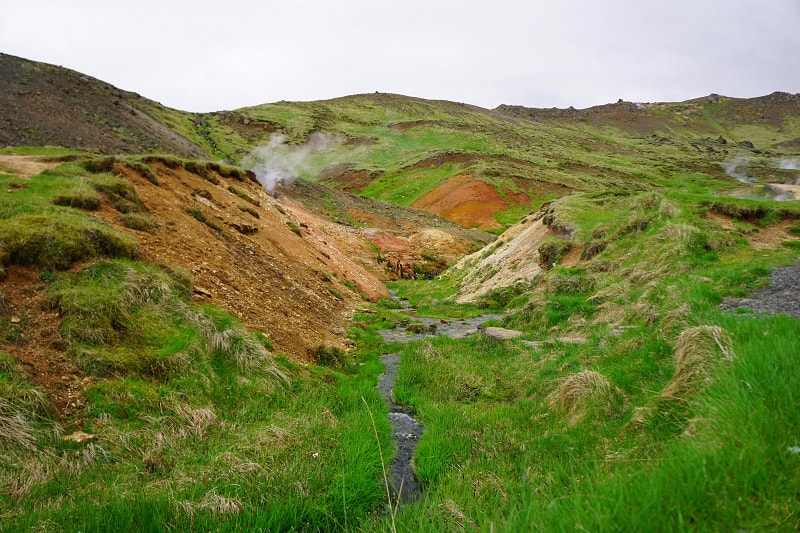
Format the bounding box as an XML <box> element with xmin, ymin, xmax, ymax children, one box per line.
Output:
<box><xmin>375</xmin><ymin>291</ymin><xmax>503</xmax><ymax>502</ymax></box>
<box><xmin>380</xmin><ymin>290</ymin><xmax>502</xmax><ymax>344</ymax></box>
<box><xmin>377</xmin><ymin>352</ymin><xmax>424</xmax><ymax>502</ymax></box>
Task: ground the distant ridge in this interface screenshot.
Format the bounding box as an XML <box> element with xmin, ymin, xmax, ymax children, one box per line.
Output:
<box><xmin>0</xmin><ymin>53</ymin><xmax>205</xmax><ymax>156</ymax></box>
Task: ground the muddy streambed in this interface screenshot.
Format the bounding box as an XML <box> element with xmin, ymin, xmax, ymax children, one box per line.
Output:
<box><xmin>376</xmin><ymin>291</ymin><xmax>503</xmax><ymax>502</ymax></box>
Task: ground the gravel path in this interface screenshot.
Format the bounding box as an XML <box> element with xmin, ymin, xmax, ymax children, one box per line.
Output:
<box><xmin>721</xmin><ymin>263</ymin><xmax>800</xmax><ymax>318</ymax></box>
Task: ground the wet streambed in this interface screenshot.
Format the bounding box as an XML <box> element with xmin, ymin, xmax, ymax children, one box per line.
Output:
<box><xmin>375</xmin><ymin>291</ymin><xmax>503</xmax><ymax>502</ymax></box>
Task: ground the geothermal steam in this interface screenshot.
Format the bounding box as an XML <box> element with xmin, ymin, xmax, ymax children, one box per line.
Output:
<box><xmin>721</xmin><ymin>156</ymin><xmax>754</xmax><ymax>183</ymax></box>
<box><xmin>243</xmin><ymin>132</ymin><xmax>340</xmax><ymax>194</ymax></box>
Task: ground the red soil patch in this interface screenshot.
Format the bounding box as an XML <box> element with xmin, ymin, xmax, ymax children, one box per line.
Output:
<box><xmin>412</xmin><ymin>174</ymin><xmax>519</xmax><ymax>230</ymax></box>
<box><xmin>1</xmin><ymin>266</ymin><xmax>94</xmax><ymax>417</ymax></box>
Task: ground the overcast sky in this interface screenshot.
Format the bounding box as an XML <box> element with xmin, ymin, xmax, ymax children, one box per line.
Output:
<box><xmin>2</xmin><ymin>0</ymin><xmax>798</xmax><ymax>112</ymax></box>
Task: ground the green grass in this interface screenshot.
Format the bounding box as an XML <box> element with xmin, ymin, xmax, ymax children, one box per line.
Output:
<box><xmin>0</xmin><ymin>155</ymin><xmax>396</xmax><ymax>530</ymax></box>
<box><xmin>364</xmin><ymin>173</ymin><xmax>799</xmax><ymax>531</ymax></box>
<box><xmin>1</xmin><ymin>261</ymin><xmax>395</xmax><ymax>531</ymax></box>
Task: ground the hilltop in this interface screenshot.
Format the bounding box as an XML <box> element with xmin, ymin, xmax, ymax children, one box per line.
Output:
<box><xmin>4</xmin><ymin>53</ymin><xmax>800</xmax><ymax>233</ymax></box>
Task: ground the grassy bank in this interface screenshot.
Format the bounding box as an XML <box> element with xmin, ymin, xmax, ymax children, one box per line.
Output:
<box><xmin>379</xmin><ymin>189</ymin><xmax>799</xmax><ymax>531</ymax></box>
<box><xmin>0</xmin><ymin>155</ymin><xmax>396</xmax><ymax>531</ymax></box>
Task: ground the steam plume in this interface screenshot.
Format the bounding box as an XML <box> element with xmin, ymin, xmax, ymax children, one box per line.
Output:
<box><xmin>242</xmin><ymin>132</ymin><xmax>340</xmax><ymax>194</ymax></box>
<box><xmin>721</xmin><ymin>156</ymin><xmax>754</xmax><ymax>183</ymax></box>
<box><xmin>777</xmin><ymin>158</ymin><xmax>800</xmax><ymax>170</ymax></box>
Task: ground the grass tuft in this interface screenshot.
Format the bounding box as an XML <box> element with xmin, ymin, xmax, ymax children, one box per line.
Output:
<box><xmin>547</xmin><ymin>370</ymin><xmax>625</xmax><ymax>424</ymax></box>
<box><xmin>661</xmin><ymin>325</ymin><xmax>735</xmax><ymax>402</ymax></box>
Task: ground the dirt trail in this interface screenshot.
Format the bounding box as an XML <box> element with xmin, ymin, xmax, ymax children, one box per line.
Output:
<box><xmin>0</xmin><ymin>154</ymin><xmax>62</xmax><ymax>177</ymax></box>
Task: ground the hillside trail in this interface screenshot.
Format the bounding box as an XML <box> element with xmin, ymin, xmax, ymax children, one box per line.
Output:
<box><xmin>0</xmin><ymin>154</ymin><xmax>62</xmax><ymax>177</ymax></box>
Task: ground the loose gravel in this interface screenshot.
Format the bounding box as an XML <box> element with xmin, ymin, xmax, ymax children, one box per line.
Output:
<box><xmin>721</xmin><ymin>263</ymin><xmax>800</xmax><ymax>318</ymax></box>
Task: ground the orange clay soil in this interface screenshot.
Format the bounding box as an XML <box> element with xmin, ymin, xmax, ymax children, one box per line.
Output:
<box><xmin>411</xmin><ymin>173</ymin><xmax>527</xmax><ymax>230</ymax></box>
<box><xmin>97</xmin><ymin>161</ymin><xmax>389</xmax><ymax>358</ymax></box>
<box><xmin>0</xmin><ymin>156</ymin><xmax>389</xmax><ymax>400</ymax></box>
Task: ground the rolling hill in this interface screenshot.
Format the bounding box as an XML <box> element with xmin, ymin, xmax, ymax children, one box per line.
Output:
<box><xmin>1</xmin><ymin>52</ymin><xmax>799</xmax><ymax>531</ymax></box>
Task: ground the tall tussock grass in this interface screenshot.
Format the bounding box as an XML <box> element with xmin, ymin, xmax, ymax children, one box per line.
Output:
<box><xmin>661</xmin><ymin>325</ymin><xmax>735</xmax><ymax>401</ymax></box>
<box><xmin>49</xmin><ymin>259</ymin><xmax>286</xmax><ymax>383</ymax></box>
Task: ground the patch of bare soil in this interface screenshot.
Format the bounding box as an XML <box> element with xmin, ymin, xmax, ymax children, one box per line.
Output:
<box><xmin>706</xmin><ymin>212</ymin><xmax>799</xmax><ymax>250</ymax></box>
<box><xmin>98</xmin><ymin>162</ymin><xmax>388</xmax><ymax>359</ymax></box>
<box><xmin>0</xmin><ymin>154</ymin><xmax>62</xmax><ymax>178</ymax></box>
<box><xmin>411</xmin><ymin>174</ymin><xmax>520</xmax><ymax>230</ymax></box>
<box><xmin>450</xmin><ymin>211</ymin><xmax>555</xmax><ymax>303</ymax></box>
<box><xmin>1</xmin><ymin>266</ymin><xmax>93</xmax><ymax>417</ymax></box>
<box><xmin>276</xmin><ymin>178</ymin><xmax>493</xmax><ymax>279</ymax></box>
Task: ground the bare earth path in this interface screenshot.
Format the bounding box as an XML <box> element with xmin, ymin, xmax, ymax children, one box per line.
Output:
<box><xmin>0</xmin><ymin>154</ymin><xmax>62</xmax><ymax>177</ymax></box>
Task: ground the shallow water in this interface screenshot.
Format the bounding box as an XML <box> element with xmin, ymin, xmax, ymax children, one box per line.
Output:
<box><xmin>377</xmin><ymin>353</ymin><xmax>423</xmax><ymax>502</ymax></box>
<box><xmin>375</xmin><ymin>291</ymin><xmax>504</xmax><ymax>502</ymax></box>
<box><xmin>381</xmin><ymin>291</ymin><xmax>502</xmax><ymax>344</ymax></box>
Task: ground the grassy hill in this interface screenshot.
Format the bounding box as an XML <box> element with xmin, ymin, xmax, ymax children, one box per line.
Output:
<box><xmin>1</xmin><ymin>54</ymin><xmax>799</xmax><ymax>531</ymax></box>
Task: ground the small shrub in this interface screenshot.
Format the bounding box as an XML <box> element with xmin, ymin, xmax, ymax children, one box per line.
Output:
<box><xmin>91</xmin><ymin>174</ymin><xmax>148</xmax><ymax>214</ymax></box>
<box><xmin>708</xmin><ymin>201</ymin><xmax>767</xmax><ymax>220</ymax></box>
<box><xmin>547</xmin><ymin>268</ymin><xmax>594</xmax><ymax>294</ymax></box>
<box><xmin>328</xmin><ymin>287</ymin><xmax>343</xmax><ymax>300</ymax></box>
<box><xmin>616</xmin><ymin>214</ymin><xmax>654</xmax><ymax>236</ymax></box>
<box><xmin>52</xmin><ymin>182</ymin><xmax>101</xmax><ymax>210</ymax></box>
<box><xmin>83</xmin><ymin>156</ymin><xmax>116</xmax><ymax>174</ymax></box>
<box><xmin>184</xmin><ymin>160</ymin><xmax>219</xmax><ymax>184</ymax></box>
<box><xmin>186</xmin><ymin>209</ymin><xmax>222</xmax><ymax>232</ymax></box>
<box><xmin>228</xmin><ymin>186</ymin><xmax>260</xmax><ymax>206</ymax></box>
<box><xmin>660</xmin><ymin>325</ymin><xmax>734</xmax><ymax>401</ymax></box>
<box><xmin>218</xmin><ymin>164</ymin><xmax>249</xmax><ymax>182</ymax></box>
<box><xmin>238</xmin><ymin>205</ymin><xmax>260</xmax><ymax>219</ymax></box>
<box><xmin>143</xmin><ymin>154</ymin><xmax>183</xmax><ymax>169</ymax></box>
<box><xmin>581</xmin><ymin>239</ymin><xmax>607</xmax><ymax>260</ymax></box>
<box><xmin>538</xmin><ymin>237</ymin><xmax>571</xmax><ymax>268</ymax></box>
<box><xmin>286</xmin><ymin>221</ymin><xmax>302</xmax><ymax>237</ymax></box>
<box><xmin>548</xmin><ymin>370</ymin><xmax>624</xmax><ymax>425</ymax></box>
<box><xmin>129</xmin><ymin>162</ymin><xmax>159</xmax><ymax>185</ymax></box>
<box><xmin>310</xmin><ymin>345</ymin><xmax>348</xmax><ymax>367</ymax></box>
<box><xmin>119</xmin><ymin>213</ymin><xmax>158</xmax><ymax>233</ymax></box>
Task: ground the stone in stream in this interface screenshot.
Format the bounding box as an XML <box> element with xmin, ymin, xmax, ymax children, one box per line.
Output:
<box><xmin>481</xmin><ymin>327</ymin><xmax>524</xmax><ymax>340</ymax></box>
<box><xmin>520</xmin><ymin>336</ymin><xmax>588</xmax><ymax>348</ymax></box>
